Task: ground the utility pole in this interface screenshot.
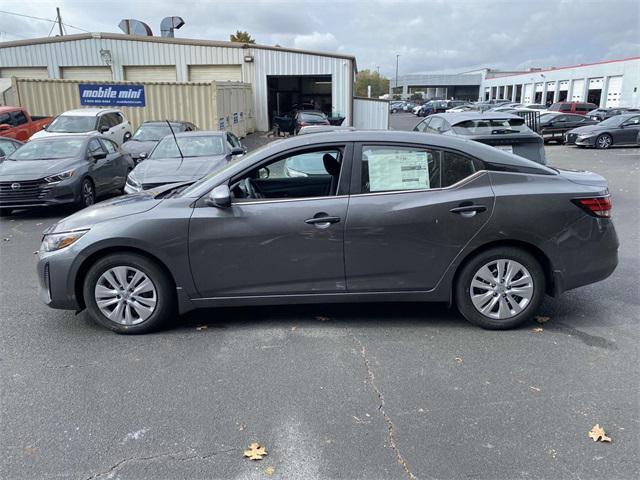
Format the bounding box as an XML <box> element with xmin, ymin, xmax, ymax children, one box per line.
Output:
<box><xmin>395</xmin><ymin>54</ymin><xmax>400</xmax><ymax>94</ymax></box>
<box><xmin>56</xmin><ymin>7</ymin><xmax>63</xmax><ymax>36</ymax></box>
<box><xmin>376</xmin><ymin>66</ymin><xmax>380</xmax><ymax>75</ymax></box>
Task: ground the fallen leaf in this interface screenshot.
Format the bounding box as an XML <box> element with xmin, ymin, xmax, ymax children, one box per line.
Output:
<box><xmin>535</xmin><ymin>316</ymin><xmax>550</xmax><ymax>324</ymax></box>
<box><xmin>454</xmin><ymin>356</ymin><xmax>464</xmax><ymax>364</ymax></box>
<box><xmin>264</xmin><ymin>465</ymin><xmax>275</xmax><ymax>475</ymax></box>
<box><xmin>529</xmin><ymin>386</ymin><xmax>541</xmax><ymax>392</ymax></box>
<box><xmin>238</xmin><ymin>423</ymin><xmax>246</xmax><ymax>432</ymax></box>
<box><xmin>244</xmin><ymin>442</ymin><xmax>267</xmax><ymax>460</ymax></box>
<box><xmin>290</xmin><ymin>326</ymin><xmax>297</xmax><ymax>332</ymax></box>
<box><xmin>588</xmin><ymin>424</ymin><xmax>612</xmax><ymax>443</ymax></box>
<box><xmin>196</xmin><ymin>325</ymin><xmax>208</xmax><ymax>331</ymax></box>
<box><xmin>531</xmin><ymin>327</ymin><xmax>544</xmax><ymax>333</ymax></box>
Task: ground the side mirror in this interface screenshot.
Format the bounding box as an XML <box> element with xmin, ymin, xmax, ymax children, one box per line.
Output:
<box><xmin>258</xmin><ymin>167</ymin><xmax>270</xmax><ymax>179</ymax></box>
<box><xmin>0</xmin><ymin>124</ymin><xmax>11</xmax><ymax>131</ymax></box>
<box><xmin>91</xmin><ymin>152</ymin><xmax>107</xmax><ymax>161</ymax></box>
<box><xmin>206</xmin><ymin>184</ymin><xmax>231</xmax><ymax>208</ymax></box>
<box><xmin>99</xmin><ymin>126</ymin><xmax>109</xmax><ymax>133</ymax></box>
<box><xmin>42</xmin><ymin>124</ymin><xmax>49</xmax><ymax>130</ymax></box>
<box><xmin>231</xmin><ymin>147</ymin><xmax>245</xmax><ymax>156</ymax></box>
<box><xmin>138</xmin><ymin>152</ymin><xmax>147</xmax><ymax>161</ymax></box>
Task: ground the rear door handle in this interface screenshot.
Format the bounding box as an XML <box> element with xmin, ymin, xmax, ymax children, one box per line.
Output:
<box><xmin>305</xmin><ymin>216</ymin><xmax>341</xmax><ymax>225</ymax></box>
<box><xmin>450</xmin><ymin>204</ymin><xmax>487</xmax><ymax>214</ymax></box>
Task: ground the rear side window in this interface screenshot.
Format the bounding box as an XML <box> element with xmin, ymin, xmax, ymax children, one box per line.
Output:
<box><xmin>559</xmin><ymin>104</ymin><xmax>572</xmax><ymax>112</ymax></box>
<box><xmin>359</xmin><ymin>146</ymin><xmax>477</xmax><ymax>193</ymax></box>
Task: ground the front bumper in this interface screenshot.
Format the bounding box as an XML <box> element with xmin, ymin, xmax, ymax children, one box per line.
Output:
<box><xmin>37</xmin><ymin>247</ymin><xmax>81</xmax><ymax>311</ymax></box>
<box><xmin>0</xmin><ymin>179</ymin><xmax>79</xmax><ymax>209</ymax></box>
<box><xmin>574</xmin><ymin>135</ymin><xmax>597</xmax><ymax>147</ymax></box>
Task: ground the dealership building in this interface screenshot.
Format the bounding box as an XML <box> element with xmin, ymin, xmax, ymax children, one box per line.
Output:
<box><xmin>393</xmin><ymin>57</ymin><xmax>640</xmax><ymax>108</ymax></box>
<box><xmin>0</xmin><ymin>32</ymin><xmax>359</xmax><ymax>131</ymax></box>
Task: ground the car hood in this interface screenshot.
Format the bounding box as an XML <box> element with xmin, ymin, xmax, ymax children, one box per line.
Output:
<box><xmin>47</xmin><ymin>190</ymin><xmax>165</xmax><ymax>233</ymax></box>
<box><xmin>0</xmin><ymin>157</ymin><xmax>80</xmax><ymax>181</ymax></box>
<box><xmin>132</xmin><ymin>155</ymin><xmax>229</xmax><ymax>183</ymax></box>
<box><xmin>30</xmin><ymin>130</ymin><xmax>98</xmax><ymax>140</ymax></box>
<box><xmin>567</xmin><ymin>125</ymin><xmax>610</xmax><ymax>135</ymax></box>
<box><xmin>121</xmin><ymin>140</ymin><xmax>158</xmax><ymax>157</ymax></box>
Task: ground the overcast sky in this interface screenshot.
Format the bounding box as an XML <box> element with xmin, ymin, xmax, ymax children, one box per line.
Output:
<box><xmin>1</xmin><ymin>0</ymin><xmax>638</xmax><ymax>76</ymax></box>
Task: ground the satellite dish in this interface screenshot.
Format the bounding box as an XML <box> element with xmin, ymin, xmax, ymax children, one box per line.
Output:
<box><xmin>161</xmin><ymin>17</ymin><xmax>185</xmax><ymax>38</ymax></box>
<box><xmin>118</xmin><ymin>19</ymin><xmax>153</xmax><ymax>36</ymax></box>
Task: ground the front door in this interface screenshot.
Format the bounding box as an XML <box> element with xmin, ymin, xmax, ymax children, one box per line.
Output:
<box><xmin>188</xmin><ymin>144</ymin><xmax>351</xmax><ymax>298</ymax></box>
<box><xmin>345</xmin><ymin>143</ymin><xmax>495</xmax><ymax>291</ymax></box>
<box><xmin>617</xmin><ymin>115</ymin><xmax>640</xmax><ymax>144</ymax></box>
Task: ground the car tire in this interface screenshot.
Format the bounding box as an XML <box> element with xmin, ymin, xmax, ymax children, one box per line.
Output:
<box><xmin>83</xmin><ymin>253</ymin><xmax>176</xmax><ymax>334</ymax></box>
<box><xmin>595</xmin><ymin>134</ymin><xmax>612</xmax><ymax>149</ymax></box>
<box><xmin>0</xmin><ymin>208</ymin><xmax>13</xmax><ymax>217</ymax></box>
<box><xmin>78</xmin><ymin>178</ymin><xmax>96</xmax><ymax>209</ymax></box>
<box><xmin>455</xmin><ymin>247</ymin><xmax>545</xmax><ymax>330</ymax></box>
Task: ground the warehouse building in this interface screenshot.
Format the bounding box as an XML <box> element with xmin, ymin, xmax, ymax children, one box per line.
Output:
<box><xmin>391</xmin><ymin>72</ymin><xmax>483</xmax><ymax>101</ymax></box>
<box><xmin>0</xmin><ymin>32</ymin><xmax>358</xmax><ymax>131</ymax></box>
<box><xmin>480</xmin><ymin>57</ymin><xmax>640</xmax><ymax>108</ymax></box>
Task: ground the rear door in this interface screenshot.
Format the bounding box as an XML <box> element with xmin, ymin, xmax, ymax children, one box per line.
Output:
<box><xmin>344</xmin><ymin>143</ymin><xmax>494</xmax><ymax>291</ymax></box>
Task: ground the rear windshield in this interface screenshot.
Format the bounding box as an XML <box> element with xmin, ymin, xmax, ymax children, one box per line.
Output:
<box><xmin>46</xmin><ymin>115</ymin><xmax>97</xmax><ymax>133</ymax></box>
<box><xmin>300</xmin><ymin>112</ymin><xmax>327</xmax><ymax>121</ymax></box>
<box><xmin>150</xmin><ymin>135</ymin><xmax>225</xmax><ymax>159</ymax></box>
<box><xmin>452</xmin><ymin>118</ymin><xmax>530</xmax><ymax>135</ymax></box>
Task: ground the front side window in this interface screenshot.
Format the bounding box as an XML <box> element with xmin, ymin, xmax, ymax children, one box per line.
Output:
<box><xmin>227</xmin><ymin>132</ymin><xmax>241</xmax><ymax>148</ymax></box>
<box><xmin>0</xmin><ymin>140</ymin><xmax>18</xmax><ymax>156</ymax></box>
<box><xmin>231</xmin><ymin>147</ymin><xmax>343</xmax><ymax>201</ymax></box>
<box><xmin>11</xmin><ymin>111</ymin><xmax>28</xmax><ymax>126</ymax></box>
<box><xmin>0</xmin><ymin>113</ymin><xmax>11</xmax><ymax>125</ymax></box>
<box><xmin>414</xmin><ymin>119</ymin><xmax>430</xmax><ymax>133</ymax></box>
<box><xmin>88</xmin><ymin>139</ymin><xmax>106</xmax><ymax>156</ymax></box>
<box><xmin>623</xmin><ymin>116</ymin><xmax>640</xmax><ymax>126</ymax></box>
<box><xmin>359</xmin><ymin>146</ymin><xmax>477</xmax><ymax>193</ymax></box>
<box><xmin>101</xmin><ymin>139</ymin><xmax>118</xmax><ymax>153</ymax></box>
<box><xmin>47</xmin><ymin>115</ymin><xmax>97</xmax><ymax>133</ymax></box>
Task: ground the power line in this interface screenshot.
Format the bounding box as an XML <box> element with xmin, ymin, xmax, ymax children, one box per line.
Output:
<box><xmin>0</xmin><ymin>9</ymin><xmax>90</xmax><ymax>33</ymax></box>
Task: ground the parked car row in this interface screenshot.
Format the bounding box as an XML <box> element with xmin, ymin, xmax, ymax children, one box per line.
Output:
<box><xmin>0</xmin><ymin>107</ymin><xmax>248</xmax><ymax>216</ymax></box>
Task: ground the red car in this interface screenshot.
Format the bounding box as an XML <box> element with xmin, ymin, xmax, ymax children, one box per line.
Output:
<box><xmin>0</xmin><ymin>107</ymin><xmax>52</xmax><ymax>141</ymax></box>
<box><xmin>547</xmin><ymin>102</ymin><xmax>598</xmax><ymax>116</ymax></box>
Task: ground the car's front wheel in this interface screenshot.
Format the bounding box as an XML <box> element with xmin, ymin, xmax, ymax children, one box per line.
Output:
<box><xmin>83</xmin><ymin>253</ymin><xmax>176</xmax><ymax>334</ymax></box>
<box><xmin>78</xmin><ymin>178</ymin><xmax>95</xmax><ymax>208</ymax></box>
<box><xmin>595</xmin><ymin>134</ymin><xmax>612</xmax><ymax>149</ymax></box>
<box><xmin>455</xmin><ymin>247</ymin><xmax>545</xmax><ymax>330</ymax></box>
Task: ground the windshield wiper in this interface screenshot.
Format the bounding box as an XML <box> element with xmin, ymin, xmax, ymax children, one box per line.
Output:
<box><xmin>491</xmin><ymin>129</ymin><xmax>519</xmax><ymax>134</ymax></box>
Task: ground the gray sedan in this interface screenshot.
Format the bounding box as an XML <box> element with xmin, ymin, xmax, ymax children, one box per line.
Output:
<box><xmin>124</xmin><ymin>131</ymin><xmax>245</xmax><ymax>193</ymax></box>
<box><xmin>36</xmin><ymin>131</ymin><xmax>618</xmax><ymax>334</ymax></box>
<box><xmin>566</xmin><ymin>113</ymin><xmax>640</xmax><ymax>148</ymax></box>
<box><xmin>0</xmin><ymin>135</ymin><xmax>133</xmax><ymax>216</ymax></box>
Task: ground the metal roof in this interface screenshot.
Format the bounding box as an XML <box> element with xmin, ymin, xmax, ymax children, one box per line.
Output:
<box><xmin>0</xmin><ymin>32</ymin><xmax>357</xmax><ymax>62</ymax></box>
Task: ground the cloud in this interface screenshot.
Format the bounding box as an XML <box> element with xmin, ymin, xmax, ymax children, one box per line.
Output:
<box><xmin>293</xmin><ymin>32</ymin><xmax>339</xmax><ymax>52</ymax></box>
<box><xmin>0</xmin><ymin>0</ymin><xmax>637</xmax><ymax>77</ymax></box>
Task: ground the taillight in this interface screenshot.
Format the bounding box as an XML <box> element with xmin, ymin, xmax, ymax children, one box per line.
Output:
<box><xmin>572</xmin><ymin>196</ymin><xmax>612</xmax><ymax>218</ymax></box>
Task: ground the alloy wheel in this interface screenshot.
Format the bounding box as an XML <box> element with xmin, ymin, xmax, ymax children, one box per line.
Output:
<box><xmin>596</xmin><ymin>135</ymin><xmax>612</xmax><ymax>149</ymax></box>
<box><xmin>94</xmin><ymin>266</ymin><xmax>157</xmax><ymax>325</ymax></box>
<box><xmin>469</xmin><ymin>259</ymin><xmax>534</xmax><ymax>320</ymax></box>
<box><xmin>82</xmin><ymin>180</ymin><xmax>95</xmax><ymax>206</ymax></box>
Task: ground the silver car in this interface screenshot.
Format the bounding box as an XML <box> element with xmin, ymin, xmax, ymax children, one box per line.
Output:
<box><xmin>36</xmin><ymin>131</ymin><xmax>618</xmax><ymax>334</ymax></box>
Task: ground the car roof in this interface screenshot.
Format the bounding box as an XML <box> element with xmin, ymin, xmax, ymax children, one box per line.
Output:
<box><xmin>616</xmin><ymin>113</ymin><xmax>640</xmax><ymax>119</ymax></box>
<box><xmin>60</xmin><ymin>108</ymin><xmax>122</xmax><ymax>116</ymax></box>
<box><xmin>166</xmin><ymin>131</ymin><xmax>225</xmax><ymax>138</ymax></box>
<box><xmin>432</xmin><ymin>112</ymin><xmax>521</xmax><ymax>123</ymax></box>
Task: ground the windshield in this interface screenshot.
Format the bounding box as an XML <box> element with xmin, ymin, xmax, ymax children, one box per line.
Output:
<box><xmin>46</xmin><ymin>115</ymin><xmax>96</xmax><ymax>133</ymax></box>
<box><xmin>150</xmin><ymin>135</ymin><xmax>225</xmax><ymax>159</ymax></box>
<box><xmin>300</xmin><ymin>112</ymin><xmax>327</xmax><ymax>122</ymax></box>
<box><xmin>453</xmin><ymin>118</ymin><xmax>530</xmax><ymax>135</ymax></box>
<box><xmin>132</xmin><ymin>124</ymin><xmax>181</xmax><ymax>142</ymax></box>
<box><xmin>9</xmin><ymin>138</ymin><xmax>84</xmax><ymax>160</ymax></box>
<box><xmin>598</xmin><ymin>116</ymin><xmax>627</xmax><ymax>127</ymax></box>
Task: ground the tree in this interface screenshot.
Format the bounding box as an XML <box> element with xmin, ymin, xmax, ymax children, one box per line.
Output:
<box><xmin>410</xmin><ymin>92</ymin><xmax>423</xmax><ymax>101</ymax></box>
<box><xmin>230</xmin><ymin>31</ymin><xmax>255</xmax><ymax>44</ymax></box>
<box><xmin>355</xmin><ymin>70</ymin><xmax>390</xmax><ymax>98</ymax></box>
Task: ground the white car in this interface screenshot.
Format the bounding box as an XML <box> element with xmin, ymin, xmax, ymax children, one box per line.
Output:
<box><xmin>30</xmin><ymin>108</ymin><xmax>132</xmax><ymax>145</ymax></box>
<box><xmin>412</xmin><ymin>105</ymin><xmax>422</xmax><ymax>115</ymax></box>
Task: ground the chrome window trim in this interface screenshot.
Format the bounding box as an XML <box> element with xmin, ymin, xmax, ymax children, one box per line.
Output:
<box><xmin>231</xmin><ymin>194</ymin><xmax>349</xmax><ymax>206</ymax></box>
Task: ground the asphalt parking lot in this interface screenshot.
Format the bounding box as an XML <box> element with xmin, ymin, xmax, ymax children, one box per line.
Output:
<box><xmin>1</xmin><ymin>117</ymin><xmax>639</xmax><ymax>480</ymax></box>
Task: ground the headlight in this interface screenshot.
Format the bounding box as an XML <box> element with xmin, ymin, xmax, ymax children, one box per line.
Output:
<box><xmin>40</xmin><ymin>230</ymin><xmax>88</xmax><ymax>253</ymax></box>
<box><xmin>126</xmin><ymin>172</ymin><xmax>142</xmax><ymax>191</ymax></box>
<box><xmin>44</xmin><ymin>169</ymin><xmax>75</xmax><ymax>184</ymax></box>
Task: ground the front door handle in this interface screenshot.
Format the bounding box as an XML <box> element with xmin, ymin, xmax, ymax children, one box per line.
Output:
<box><xmin>305</xmin><ymin>216</ymin><xmax>341</xmax><ymax>225</ymax></box>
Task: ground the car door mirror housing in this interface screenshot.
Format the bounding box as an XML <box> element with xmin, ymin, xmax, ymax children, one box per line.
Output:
<box><xmin>206</xmin><ymin>184</ymin><xmax>231</xmax><ymax>208</ymax></box>
<box><xmin>92</xmin><ymin>152</ymin><xmax>107</xmax><ymax>161</ymax></box>
<box><xmin>0</xmin><ymin>124</ymin><xmax>10</xmax><ymax>131</ymax></box>
<box><xmin>231</xmin><ymin>147</ymin><xmax>245</xmax><ymax>156</ymax></box>
<box><xmin>99</xmin><ymin>126</ymin><xmax>109</xmax><ymax>133</ymax></box>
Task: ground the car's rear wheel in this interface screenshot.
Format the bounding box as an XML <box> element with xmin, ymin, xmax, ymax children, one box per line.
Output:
<box><xmin>595</xmin><ymin>134</ymin><xmax>612</xmax><ymax>149</ymax></box>
<box><xmin>78</xmin><ymin>178</ymin><xmax>95</xmax><ymax>208</ymax></box>
<box><xmin>455</xmin><ymin>247</ymin><xmax>545</xmax><ymax>330</ymax></box>
<box><xmin>83</xmin><ymin>253</ymin><xmax>176</xmax><ymax>334</ymax></box>
<box><xmin>0</xmin><ymin>208</ymin><xmax>13</xmax><ymax>217</ymax></box>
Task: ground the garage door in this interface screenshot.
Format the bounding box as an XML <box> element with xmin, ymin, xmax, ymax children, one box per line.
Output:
<box><xmin>605</xmin><ymin>76</ymin><xmax>623</xmax><ymax>108</ymax></box>
<box><xmin>571</xmin><ymin>79</ymin><xmax>585</xmax><ymax>101</ymax></box>
<box><xmin>124</xmin><ymin>66</ymin><xmax>176</xmax><ymax>82</ymax></box>
<box><xmin>523</xmin><ymin>84</ymin><xmax>533</xmax><ymax>103</ymax></box>
<box><xmin>188</xmin><ymin>65</ymin><xmax>242</xmax><ymax>82</ymax></box>
<box><xmin>61</xmin><ymin>66</ymin><xmax>112</xmax><ymax>81</ymax></box>
<box><xmin>0</xmin><ymin>67</ymin><xmax>49</xmax><ymax>79</ymax></box>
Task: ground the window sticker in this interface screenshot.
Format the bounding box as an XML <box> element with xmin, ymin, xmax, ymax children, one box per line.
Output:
<box><xmin>367</xmin><ymin>150</ymin><xmax>430</xmax><ymax>192</ymax></box>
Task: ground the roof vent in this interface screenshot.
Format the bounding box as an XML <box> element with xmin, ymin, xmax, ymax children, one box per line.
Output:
<box><xmin>118</xmin><ymin>19</ymin><xmax>153</xmax><ymax>36</ymax></box>
<box><xmin>160</xmin><ymin>17</ymin><xmax>185</xmax><ymax>37</ymax></box>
